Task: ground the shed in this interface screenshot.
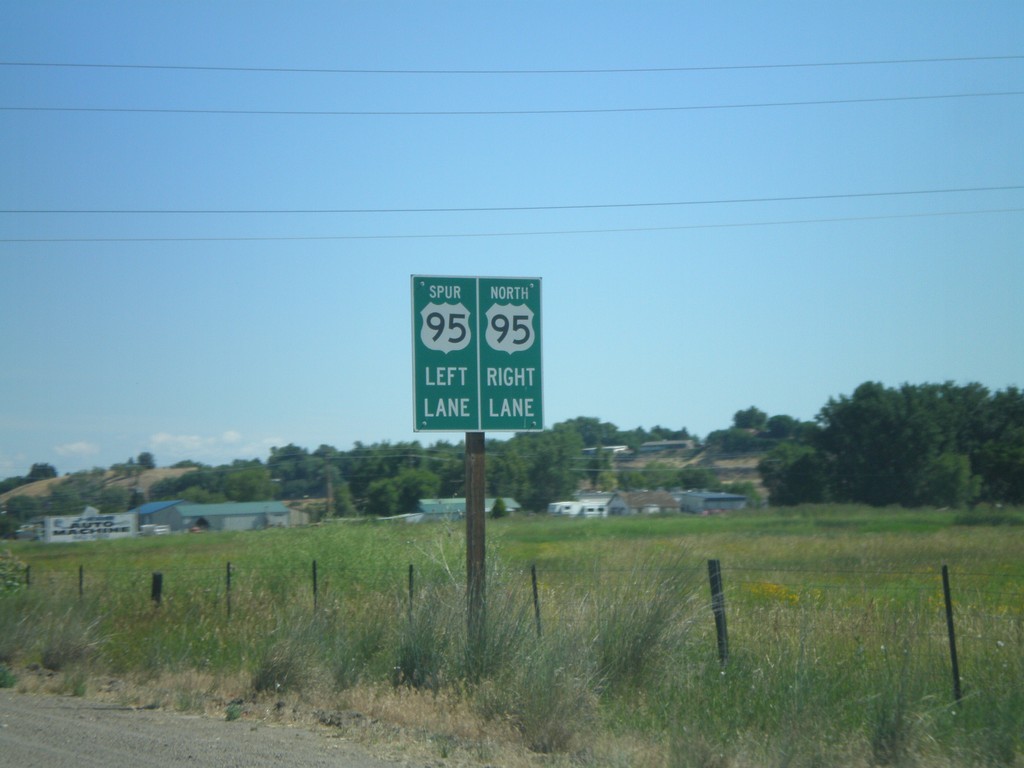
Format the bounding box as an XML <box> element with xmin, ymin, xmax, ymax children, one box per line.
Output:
<box><xmin>180</xmin><ymin>501</ymin><xmax>290</xmax><ymax>531</ymax></box>
<box><xmin>405</xmin><ymin>497</ymin><xmax>523</xmax><ymax>523</ymax></box>
<box><xmin>137</xmin><ymin>500</ymin><xmax>290</xmax><ymax>532</ymax></box>
<box><xmin>132</xmin><ymin>499</ymin><xmax>188</xmax><ymax>531</ymax></box>
<box><xmin>615</xmin><ymin>490</ymin><xmax>681</xmax><ymax>514</ymax></box>
<box><xmin>678</xmin><ymin>490</ymin><xmax>748</xmax><ymax>514</ymax></box>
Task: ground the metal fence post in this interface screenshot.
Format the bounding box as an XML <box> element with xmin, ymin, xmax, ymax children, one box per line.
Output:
<box><xmin>708</xmin><ymin>559</ymin><xmax>729</xmax><ymax>666</ymax></box>
<box><xmin>942</xmin><ymin>564</ymin><xmax>963</xmax><ymax>703</ymax></box>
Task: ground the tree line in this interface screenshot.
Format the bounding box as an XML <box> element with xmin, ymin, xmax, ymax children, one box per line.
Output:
<box><xmin>759</xmin><ymin>382</ymin><xmax>1024</xmax><ymax>507</ymax></box>
<box><xmin>0</xmin><ymin>422</ymin><xmax>689</xmax><ymax>527</ymax></box>
<box><xmin>3</xmin><ymin>381</ymin><xmax>1021</xmax><ymax>534</ymax></box>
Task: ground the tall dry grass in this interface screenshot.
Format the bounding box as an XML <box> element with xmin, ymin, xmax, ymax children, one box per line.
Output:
<box><xmin>2</xmin><ymin>510</ymin><xmax>1021</xmax><ymax>766</ymax></box>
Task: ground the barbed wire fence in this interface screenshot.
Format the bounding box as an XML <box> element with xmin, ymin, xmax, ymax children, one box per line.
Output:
<box><xmin>18</xmin><ymin>554</ymin><xmax>1023</xmax><ymax>704</ymax></box>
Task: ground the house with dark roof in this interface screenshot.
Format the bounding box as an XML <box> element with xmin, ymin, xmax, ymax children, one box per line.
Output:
<box><xmin>613</xmin><ymin>490</ymin><xmax>681</xmax><ymax>515</ymax></box>
<box><xmin>677</xmin><ymin>490</ymin><xmax>748</xmax><ymax>514</ymax></box>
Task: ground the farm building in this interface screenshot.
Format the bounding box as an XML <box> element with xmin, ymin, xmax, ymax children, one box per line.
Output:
<box><xmin>677</xmin><ymin>490</ymin><xmax>748</xmax><ymax>514</ymax></box>
<box><xmin>638</xmin><ymin>440</ymin><xmax>696</xmax><ymax>454</ymax></box>
<box><xmin>135</xmin><ymin>500</ymin><xmax>291</xmax><ymax>532</ymax></box>
<box><xmin>615</xmin><ymin>490</ymin><xmax>681</xmax><ymax>514</ymax></box>
<box><xmin>132</xmin><ymin>499</ymin><xmax>186</xmax><ymax>531</ymax></box>
<box><xmin>580</xmin><ymin>445</ymin><xmax>630</xmax><ymax>456</ymax></box>
<box><xmin>548</xmin><ymin>491</ymin><xmax>680</xmax><ymax>516</ymax></box>
<box><xmin>397</xmin><ymin>497</ymin><xmax>522</xmax><ymax>522</ymax></box>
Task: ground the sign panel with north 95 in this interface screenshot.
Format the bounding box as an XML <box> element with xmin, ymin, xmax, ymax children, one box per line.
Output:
<box><xmin>412</xmin><ymin>275</ymin><xmax>542</xmax><ymax>431</ymax></box>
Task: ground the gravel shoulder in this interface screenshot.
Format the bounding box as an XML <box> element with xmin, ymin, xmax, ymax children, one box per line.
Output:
<box><xmin>0</xmin><ymin>689</ymin><xmax>406</xmax><ymax>768</ymax></box>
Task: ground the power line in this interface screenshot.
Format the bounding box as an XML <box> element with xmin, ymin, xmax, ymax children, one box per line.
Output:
<box><xmin>2</xmin><ymin>208</ymin><xmax>1019</xmax><ymax>245</ymax></box>
<box><xmin>4</xmin><ymin>185</ymin><xmax>1020</xmax><ymax>216</ymax></box>
<box><xmin>2</xmin><ymin>54</ymin><xmax>1022</xmax><ymax>75</ymax></box>
<box><xmin>3</xmin><ymin>90</ymin><xmax>1021</xmax><ymax>117</ymax></box>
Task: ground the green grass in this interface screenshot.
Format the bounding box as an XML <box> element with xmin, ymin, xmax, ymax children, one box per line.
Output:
<box><xmin>3</xmin><ymin>507</ymin><xmax>1022</xmax><ymax>766</ymax></box>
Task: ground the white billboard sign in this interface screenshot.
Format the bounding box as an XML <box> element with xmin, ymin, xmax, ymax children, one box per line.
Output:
<box><xmin>44</xmin><ymin>508</ymin><xmax>137</xmax><ymax>543</ymax></box>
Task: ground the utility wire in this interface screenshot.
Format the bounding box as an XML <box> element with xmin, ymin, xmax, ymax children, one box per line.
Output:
<box><xmin>2</xmin><ymin>209</ymin><xmax>1020</xmax><ymax>245</ymax></box>
<box><xmin>2</xmin><ymin>54</ymin><xmax>1022</xmax><ymax>74</ymax></box>
<box><xmin>4</xmin><ymin>185</ymin><xmax>1021</xmax><ymax>216</ymax></box>
<box><xmin>3</xmin><ymin>90</ymin><xmax>1022</xmax><ymax>116</ymax></box>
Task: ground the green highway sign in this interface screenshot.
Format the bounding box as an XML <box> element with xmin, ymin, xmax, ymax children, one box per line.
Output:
<box><xmin>412</xmin><ymin>275</ymin><xmax>543</xmax><ymax>432</ymax></box>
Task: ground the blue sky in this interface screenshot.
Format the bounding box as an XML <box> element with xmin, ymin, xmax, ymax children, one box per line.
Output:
<box><xmin>1</xmin><ymin>2</ymin><xmax>1022</xmax><ymax>477</ymax></box>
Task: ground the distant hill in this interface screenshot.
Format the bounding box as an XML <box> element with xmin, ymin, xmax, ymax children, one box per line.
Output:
<box><xmin>0</xmin><ymin>467</ymin><xmax>197</xmax><ymax>506</ymax></box>
<box><xmin>612</xmin><ymin>446</ymin><xmax>766</xmax><ymax>495</ymax></box>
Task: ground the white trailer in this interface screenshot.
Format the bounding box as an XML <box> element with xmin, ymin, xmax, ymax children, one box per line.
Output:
<box><xmin>547</xmin><ymin>501</ymin><xmax>582</xmax><ymax>516</ymax></box>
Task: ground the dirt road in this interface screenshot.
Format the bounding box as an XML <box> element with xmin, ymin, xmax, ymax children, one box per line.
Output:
<box><xmin>0</xmin><ymin>690</ymin><xmax>405</xmax><ymax>768</ymax></box>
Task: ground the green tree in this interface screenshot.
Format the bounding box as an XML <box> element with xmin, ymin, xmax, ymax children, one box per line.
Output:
<box><xmin>806</xmin><ymin>380</ymin><xmax>1015</xmax><ymax>512</ymax></box>
<box><xmin>4</xmin><ymin>495</ymin><xmax>42</xmax><ymax>522</ymax></box>
<box><xmin>723</xmin><ymin>480</ymin><xmax>762</xmax><ymax>506</ymax></box>
<box><xmin>585</xmin><ymin>445</ymin><xmax>613</xmax><ymax>489</ymax></box>
<box><xmin>556</xmin><ymin>416</ymin><xmax>622</xmax><ymax>447</ymax></box>
<box><xmin>0</xmin><ymin>513</ymin><xmax>18</xmax><ymax>539</ymax></box>
<box><xmin>705</xmin><ymin>428</ymin><xmax>763</xmax><ymax>453</ymax></box>
<box><xmin>223</xmin><ymin>465</ymin><xmax>275</xmax><ymax>502</ymax></box>
<box><xmin>267</xmin><ymin>444</ymin><xmax>320</xmax><ymax>499</ymax></box>
<box><xmin>181</xmin><ymin>486</ymin><xmax>227</xmax><ymax>504</ymax></box>
<box><xmin>342</xmin><ymin>441</ymin><xmax>427</xmax><ymax>501</ymax></box>
<box><xmin>595</xmin><ymin>469</ymin><xmax>618</xmax><ymax>491</ymax></box>
<box><xmin>46</xmin><ymin>483</ymin><xmax>84</xmax><ymax>516</ymax></box>
<box><xmin>136</xmin><ymin>452</ymin><xmax>156</xmax><ymax>469</ymax></box>
<box><xmin>111</xmin><ymin>458</ymin><xmax>141</xmax><ymax>481</ymax></box>
<box><xmin>639</xmin><ymin>461</ymin><xmax>678</xmax><ymax>489</ymax></box>
<box><xmin>366</xmin><ymin>478</ymin><xmax>398</xmax><ymax>516</ymax></box>
<box><xmin>647</xmin><ymin>423</ymin><xmax>690</xmax><ymax>441</ymax></box>
<box><xmin>974</xmin><ymin>387</ymin><xmax>1024</xmax><ymax>504</ymax></box>
<box><xmin>488</xmin><ymin>441</ymin><xmax>529</xmax><ymax>500</ymax></box>
<box><xmin>817</xmin><ymin>382</ymin><xmax>924</xmax><ymax>506</ymax></box>
<box><xmin>814</xmin><ymin>381</ymin><xmax>995</xmax><ymax>507</ymax></box>
<box><xmin>150</xmin><ymin>464</ymin><xmax>221</xmax><ymax>500</ymax></box>
<box><xmin>27</xmin><ymin>463</ymin><xmax>57</xmax><ymax>482</ymax></box>
<box><xmin>0</xmin><ymin>475</ymin><xmax>28</xmax><ymax>496</ymax></box>
<box><xmin>764</xmin><ymin>414</ymin><xmax>802</xmax><ymax>440</ymax></box>
<box><xmin>759</xmin><ymin>441</ymin><xmax>828</xmax><ymax>506</ymax></box>
<box><xmin>515</xmin><ymin>428</ymin><xmax>583</xmax><ymax>512</ymax></box>
<box><xmin>331</xmin><ymin>482</ymin><xmax>357</xmax><ymax>517</ymax></box>
<box><xmin>919</xmin><ymin>452</ymin><xmax>978</xmax><ymax>508</ymax></box>
<box><xmin>428</xmin><ymin>441</ymin><xmax>465</xmax><ymax>497</ymax></box>
<box><xmin>733</xmin><ymin>406</ymin><xmax>768</xmax><ymax>431</ymax></box>
<box><xmin>394</xmin><ymin>467</ymin><xmax>441</xmax><ymax>514</ymax></box>
<box><xmin>617</xmin><ymin>469</ymin><xmax>645</xmax><ymax>490</ymax></box>
<box><xmin>490</xmin><ymin>497</ymin><xmax>508</xmax><ymax>519</ymax></box>
<box><xmin>676</xmin><ymin>467</ymin><xmax>720</xmax><ymax>490</ymax></box>
<box><xmin>96</xmin><ymin>486</ymin><xmax>130</xmax><ymax>514</ymax></box>
<box><xmin>171</xmin><ymin>459</ymin><xmax>205</xmax><ymax>469</ymax></box>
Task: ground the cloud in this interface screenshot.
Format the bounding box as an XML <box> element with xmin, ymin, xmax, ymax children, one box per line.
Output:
<box><xmin>148</xmin><ymin>431</ymin><xmax>282</xmax><ymax>465</ymax></box>
<box><xmin>55</xmin><ymin>441</ymin><xmax>101</xmax><ymax>458</ymax></box>
<box><xmin>150</xmin><ymin>433</ymin><xmax>219</xmax><ymax>454</ymax></box>
<box><xmin>0</xmin><ymin>452</ymin><xmax>26</xmax><ymax>479</ymax></box>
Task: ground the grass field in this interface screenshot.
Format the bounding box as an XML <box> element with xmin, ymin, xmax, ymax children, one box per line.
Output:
<box><xmin>2</xmin><ymin>506</ymin><xmax>1022</xmax><ymax>767</ymax></box>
